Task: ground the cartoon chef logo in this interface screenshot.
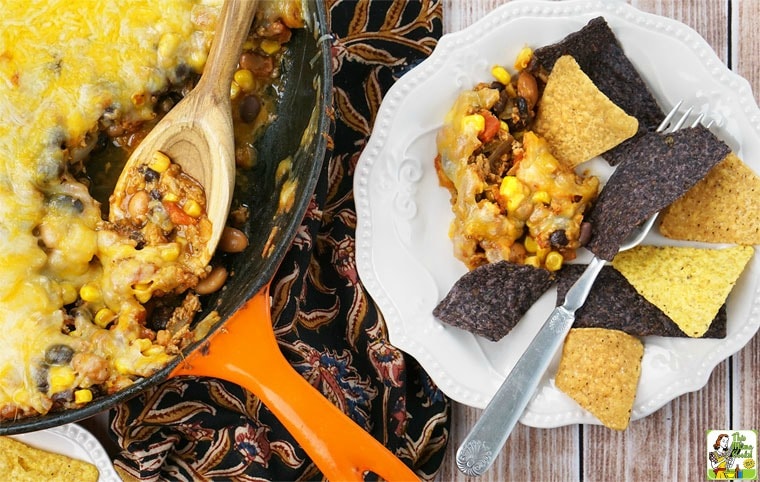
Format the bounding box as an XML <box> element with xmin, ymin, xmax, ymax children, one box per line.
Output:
<box><xmin>707</xmin><ymin>430</ymin><xmax>758</xmax><ymax>480</ymax></box>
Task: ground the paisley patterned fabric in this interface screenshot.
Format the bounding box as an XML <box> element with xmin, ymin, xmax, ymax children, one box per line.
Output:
<box><xmin>109</xmin><ymin>1</ymin><xmax>450</xmax><ymax>480</ymax></box>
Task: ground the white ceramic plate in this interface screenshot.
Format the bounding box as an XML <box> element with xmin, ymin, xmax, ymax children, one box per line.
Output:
<box><xmin>354</xmin><ymin>0</ymin><xmax>760</xmax><ymax>426</ymax></box>
<box><xmin>11</xmin><ymin>423</ymin><xmax>121</xmax><ymax>482</ymax></box>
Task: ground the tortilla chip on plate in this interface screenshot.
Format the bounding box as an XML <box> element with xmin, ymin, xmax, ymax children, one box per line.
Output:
<box><xmin>660</xmin><ymin>152</ymin><xmax>760</xmax><ymax>244</ymax></box>
<box><xmin>0</xmin><ymin>436</ymin><xmax>99</xmax><ymax>482</ymax></box>
<box><xmin>556</xmin><ymin>264</ymin><xmax>727</xmax><ymax>338</ymax></box>
<box><xmin>528</xmin><ymin>16</ymin><xmax>665</xmax><ymax>165</ymax></box>
<box><xmin>585</xmin><ymin>125</ymin><xmax>730</xmax><ymax>261</ymax></box>
<box><xmin>555</xmin><ymin>327</ymin><xmax>643</xmax><ymax>430</ymax></box>
<box><xmin>534</xmin><ymin>55</ymin><xmax>639</xmax><ymax>168</ymax></box>
<box><xmin>433</xmin><ymin>261</ymin><xmax>555</xmax><ymax>341</ymax></box>
<box><xmin>612</xmin><ymin>245</ymin><xmax>754</xmax><ymax>337</ymax></box>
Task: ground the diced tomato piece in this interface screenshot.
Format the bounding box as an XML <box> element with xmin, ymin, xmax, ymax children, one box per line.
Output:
<box><xmin>478</xmin><ymin>110</ymin><xmax>500</xmax><ymax>143</ymax></box>
<box><xmin>163</xmin><ymin>201</ymin><xmax>196</xmax><ymax>225</ymax></box>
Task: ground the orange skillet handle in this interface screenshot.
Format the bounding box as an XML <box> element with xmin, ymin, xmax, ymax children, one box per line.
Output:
<box><xmin>170</xmin><ymin>284</ymin><xmax>420</xmax><ymax>482</ymax></box>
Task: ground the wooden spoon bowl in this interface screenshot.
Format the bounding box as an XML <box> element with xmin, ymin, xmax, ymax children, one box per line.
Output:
<box><xmin>109</xmin><ymin>0</ymin><xmax>258</xmax><ymax>265</ymax></box>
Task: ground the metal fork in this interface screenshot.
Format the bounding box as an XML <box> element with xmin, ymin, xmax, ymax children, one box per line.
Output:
<box><xmin>455</xmin><ymin>102</ymin><xmax>704</xmax><ymax>477</ymax></box>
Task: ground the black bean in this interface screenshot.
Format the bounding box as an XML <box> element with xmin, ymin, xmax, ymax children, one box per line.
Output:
<box><xmin>45</xmin><ymin>344</ymin><xmax>75</xmax><ymax>365</ymax></box>
<box><xmin>47</xmin><ymin>194</ymin><xmax>84</xmax><ymax>213</ymax></box>
<box><xmin>239</xmin><ymin>94</ymin><xmax>261</xmax><ymax>123</ymax></box>
<box><xmin>549</xmin><ymin>229</ymin><xmax>569</xmax><ymax>248</ymax></box>
<box><xmin>144</xmin><ymin>168</ymin><xmax>160</xmax><ymax>183</ymax></box>
<box><xmin>174</xmin><ymin>63</ymin><xmax>190</xmax><ymax>82</ymax></box>
<box><xmin>493</xmin><ymin>89</ymin><xmax>510</xmax><ymax>118</ymax></box>
<box><xmin>51</xmin><ymin>389</ymin><xmax>74</xmax><ymax>407</ymax></box>
<box><xmin>33</xmin><ymin>365</ymin><xmax>49</xmax><ymax>392</ymax></box>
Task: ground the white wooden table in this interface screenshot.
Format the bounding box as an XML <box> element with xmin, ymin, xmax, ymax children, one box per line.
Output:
<box><xmin>437</xmin><ymin>1</ymin><xmax>760</xmax><ymax>480</ymax></box>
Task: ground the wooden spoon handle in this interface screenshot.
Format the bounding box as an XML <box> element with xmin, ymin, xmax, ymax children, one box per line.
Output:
<box><xmin>171</xmin><ymin>286</ymin><xmax>420</xmax><ymax>481</ymax></box>
<box><xmin>198</xmin><ymin>0</ymin><xmax>259</xmax><ymax>97</ymax></box>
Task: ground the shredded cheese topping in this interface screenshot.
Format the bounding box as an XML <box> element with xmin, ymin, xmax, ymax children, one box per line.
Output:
<box><xmin>0</xmin><ymin>0</ymin><xmax>223</xmax><ymax>415</ymax></box>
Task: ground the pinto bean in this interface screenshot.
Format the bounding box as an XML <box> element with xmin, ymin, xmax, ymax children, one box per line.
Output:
<box><xmin>219</xmin><ymin>226</ymin><xmax>249</xmax><ymax>253</ymax></box>
<box><xmin>517</xmin><ymin>71</ymin><xmax>539</xmax><ymax>109</ymax></box>
<box><xmin>128</xmin><ymin>190</ymin><xmax>150</xmax><ymax>220</ymax></box>
<box><xmin>194</xmin><ymin>265</ymin><xmax>228</xmax><ymax>295</ymax></box>
<box><xmin>578</xmin><ymin>222</ymin><xmax>593</xmax><ymax>246</ymax></box>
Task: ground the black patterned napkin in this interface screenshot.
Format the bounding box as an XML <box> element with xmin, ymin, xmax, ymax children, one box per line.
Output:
<box><xmin>110</xmin><ymin>1</ymin><xmax>450</xmax><ymax>480</ymax></box>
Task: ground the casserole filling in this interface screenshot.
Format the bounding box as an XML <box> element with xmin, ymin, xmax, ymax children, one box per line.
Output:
<box><xmin>0</xmin><ymin>0</ymin><xmax>302</xmax><ymax>419</ymax></box>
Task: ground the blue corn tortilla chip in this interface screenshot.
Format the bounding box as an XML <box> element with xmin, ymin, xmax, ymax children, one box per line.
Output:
<box><xmin>585</xmin><ymin>125</ymin><xmax>730</xmax><ymax>261</ymax></box>
<box><xmin>556</xmin><ymin>264</ymin><xmax>726</xmax><ymax>338</ymax></box>
<box><xmin>528</xmin><ymin>16</ymin><xmax>665</xmax><ymax>165</ymax></box>
<box><xmin>433</xmin><ymin>261</ymin><xmax>555</xmax><ymax>341</ymax></box>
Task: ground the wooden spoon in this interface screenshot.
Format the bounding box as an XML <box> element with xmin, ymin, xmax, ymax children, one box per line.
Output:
<box><xmin>109</xmin><ymin>0</ymin><xmax>257</xmax><ymax>265</ymax></box>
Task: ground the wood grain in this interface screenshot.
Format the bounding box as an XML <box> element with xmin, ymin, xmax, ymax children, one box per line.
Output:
<box><xmin>437</xmin><ymin>1</ymin><xmax>758</xmax><ymax>480</ymax></box>
<box><xmin>735</xmin><ymin>0</ymin><xmax>760</xmax><ymax>103</ymax></box>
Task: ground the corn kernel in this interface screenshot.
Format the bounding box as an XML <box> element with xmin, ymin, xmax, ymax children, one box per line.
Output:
<box><xmin>500</xmin><ymin>120</ymin><xmax>509</xmax><ymax>133</ymax></box>
<box><xmin>157</xmin><ymin>33</ymin><xmax>180</xmax><ymax>65</ymax></box>
<box><xmin>114</xmin><ymin>358</ymin><xmax>130</xmax><ymax>375</ymax></box>
<box><xmin>233</xmin><ymin>68</ymin><xmax>255</xmax><ymax>92</ymax></box>
<box><xmin>524</xmin><ymin>236</ymin><xmax>538</xmax><ymax>254</ymax></box>
<box><xmin>491</xmin><ymin>65</ymin><xmax>511</xmax><ymax>85</ymax></box>
<box><xmin>133</xmin><ymin>282</ymin><xmax>153</xmax><ymax>303</ymax></box>
<box><xmin>230</xmin><ymin>80</ymin><xmax>241</xmax><ymax>100</ymax></box>
<box><xmin>74</xmin><ymin>389</ymin><xmax>93</xmax><ymax>404</ymax></box>
<box><xmin>134</xmin><ymin>338</ymin><xmax>152</xmax><ymax>353</ymax></box>
<box><xmin>79</xmin><ymin>283</ymin><xmax>101</xmax><ymax>303</ymax></box>
<box><xmin>545</xmin><ymin>251</ymin><xmax>564</xmax><ymax>271</ymax></box>
<box><xmin>524</xmin><ymin>256</ymin><xmax>540</xmax><ymax>268</ymax></box>
<box><xmin>260</xmin><ymin>39</ymin><xmax>280</xmax><ymax>55</ymax></box>
<box><xmin>60</xmin><ymin>282</ymin><xmax>78</xmax><ymax>305</ymax></box>
<box><xmin>182</xmin><ymin>199</ymin><xmax>202</xmax><ymax>218</ymax></box>
<box><xmin>49</xmin><ymin>366</ymin><xmax>75</xmax><ymax>392</ymax></box>
<box><xmin>514</xmin><ymin>46</ymin><xmax>533</xmax><ymax>71</ymax></box>
<box><xmin>144</xmin><ymin>345</ymin><xmax>166</xmax><ymax>357</ymax></box>
<box><xmin>160</xmin><ymin>243</ymin><xmax>181</xmax><ymax>261</ymax></box>
<box><xmin>532</xmin><ymin>190</ymin><xmax>551</xmax><ymax>205</ymax></box>
<box><xmin>243</xmin><ymin>40</ymin><xmax>255</xmax><ymax>51</ymax></box>
<box><xmin>499</xmin><ymin>176</ymin><xmax>528</xmax><ymax>212</ymax></box>
<box><xmin>538</xmin><ymin>152</ymin><xmax>559</xmax><ymax>173</ymax></box>
<box><xmin>188</xmin><ymin>49</ymin><xmax>208</xmax><ymax>73</ymax></box>
<box><xmin>163</xmin><ymin>192</ymin><xmax>179</xmax><ymax>203</ymax></box>
<box><xmin>149</xmin><ymin>150</ymin><xmax>171</xmax><ymax>173</ymax></box>
<box><xmin>94</xmin><ymin>308</ymin><xmax>116</xmax><ymax>328</ymax></box>
<box><xmin>461</xmin><ymin>114</ymin><xmax>485</xmax><ymax>135</ymax></box>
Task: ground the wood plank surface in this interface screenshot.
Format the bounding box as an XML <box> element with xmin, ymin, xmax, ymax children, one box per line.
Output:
<box><xmin>437</xmin><ymin>1</ymin><xmax>759</xmax><ymax>480</ymax></box>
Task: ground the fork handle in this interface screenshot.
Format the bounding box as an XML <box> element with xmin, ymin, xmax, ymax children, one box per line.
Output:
<box><xmin>455</xmin><ymin>257</ymin><xmax>606</xmax><ymax>476</ymax></box>
<box><xmin>455</xmin><ymin>305</ymin><xmax>575</xmax><ymax>476</ymax></box>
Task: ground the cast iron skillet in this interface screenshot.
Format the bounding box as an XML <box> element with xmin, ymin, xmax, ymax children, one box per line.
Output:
<box><xmin>0</xmin><ymin>0</ymin><xmax>330</xmax><ymax>436</ymax></box>
<box><xmin>0</xmin><ymin>2</ymin><xmax>418</xmax><ymax>480</ymax></box>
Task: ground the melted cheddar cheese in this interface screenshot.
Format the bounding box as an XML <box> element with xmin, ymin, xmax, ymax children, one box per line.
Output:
<box><xmin>0</xmin><ymin>0</ymin><xmax>302</xmax><ymax>419</ymax></box>
<box><xmin>436</xmin><ymin>84</ymin><xmax>599</xmax><ymax>271</ymax></box>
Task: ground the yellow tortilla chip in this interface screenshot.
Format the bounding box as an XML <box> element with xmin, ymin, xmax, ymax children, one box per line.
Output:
<box><xmin>555</xmin><ymin>328</ymin><xmax>643</xmax><ymax>430</ymax></box>
<box><xmin>612</xmin><ymin>245</ymin><xmax>754</xmax><ymax>337</ymax></box>
<box><xmin>660</xmin><ymin>152</ymin><xmax>760</xmax><ymax>244</ymax></box>
<box><xmin>0</xmin><ymin>436</ymin><xmax>99</xmax><ymax>482</ymax></box>
<box><xmin>534</xmin><ymin>55</ymin><xmax>639</xmax><ymax>168</ymax></box>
